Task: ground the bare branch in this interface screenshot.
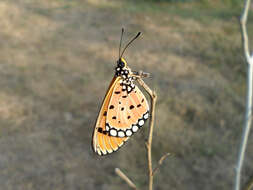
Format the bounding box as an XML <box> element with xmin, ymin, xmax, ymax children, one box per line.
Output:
<box><xmin>235</xmin><ymin>1</ymin><xmax>253</xmax><ymax>190</ymax></box>
<box><xmin>152</xmin><ymin>153</ymin><xmax>170</xmax><ymax>176</ymax></box>
<box><xmin>137</xmin><ymin>77</ymin><xmax>157</xmax><ymax>190</ymax></box>
<box><xmin>115</xmin><ymin>168</ymin><xmax>138</xmax><ymax>190</ymax></box>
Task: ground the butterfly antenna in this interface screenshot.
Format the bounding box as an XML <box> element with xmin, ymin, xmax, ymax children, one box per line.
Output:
<box><xmin>120</xmin><ymin>32</ymin><xmax>141</xmax><ymax>58</ymax></box>
<box><xmin>119</xmin><ymin>28</ymin><xmax>124</xmax><ymax>59</ymax></box>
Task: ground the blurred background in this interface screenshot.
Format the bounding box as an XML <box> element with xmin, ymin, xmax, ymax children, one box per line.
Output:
<box><xmin>0</xmin><ymin>0</ymin><xmax>252</xmax><ymax>189</ymax></box>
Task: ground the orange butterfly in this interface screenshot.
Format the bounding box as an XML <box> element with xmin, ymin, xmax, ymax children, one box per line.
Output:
<box><xmin>92</xmin><ymin>29</ymin><xmax>149</xmax><ymax>156</ymax></box>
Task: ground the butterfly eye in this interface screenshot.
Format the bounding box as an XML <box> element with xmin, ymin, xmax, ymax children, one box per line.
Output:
<box><xmin>117</xmin><ymin>59</ymin><xmax>125</xmax><ymax>68</ymax></box>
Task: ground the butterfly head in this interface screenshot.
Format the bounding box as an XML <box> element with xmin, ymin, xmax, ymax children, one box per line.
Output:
<box><xmin>117</xmin><ymin>58</ymin><xmax>127</xmax><ymax>68</ymax></box>
<box><xmin>115</xmin><ymin>58</ymin><xmax>130</xmax><ymax>77</ymax></box>
<box><xmin>115</xmin><ymin>29</ymin><xmax>141</xmax><ymax>77</ymax></box>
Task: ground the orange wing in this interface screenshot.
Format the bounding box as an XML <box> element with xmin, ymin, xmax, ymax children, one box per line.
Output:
<box><xmin>106</xmin><ymin>79</ymin><xmax>149</xmax><ymax>137</ymax></box>
<box><xmin>92</xmin><ymin>77</ymin><xmax>128</xmax><ymax>156</ymax></box>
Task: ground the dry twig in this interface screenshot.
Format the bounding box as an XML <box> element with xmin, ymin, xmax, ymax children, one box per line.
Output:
<box><xmin>115</xmin><ymin>168</ymin><xmax>138</xmax><ymax>190</ymax></box>
<box><xmin>137</xmin><ymin>75</ymin><xmax>157</xmax><ymax>190</ymax></box>
<box><xmin>244</xmin><ymin>176</ymin><xmax>253</xmax><ymax>190</ymax></box>
<box><xmin>235</xmin><ymin>0</ymin><xmax>253</xmax><ymax>190</ymax></box>
<box><xmin>152</xmin><ymin>153</ymin><xmax>170</xmax><ymax>176</ymax></box>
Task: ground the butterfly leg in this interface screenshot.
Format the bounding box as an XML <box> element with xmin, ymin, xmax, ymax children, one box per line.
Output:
<box><xmin>131</xmin><ymin>70</ymin><xmax>150</xmax><ymax>79</ymax></box>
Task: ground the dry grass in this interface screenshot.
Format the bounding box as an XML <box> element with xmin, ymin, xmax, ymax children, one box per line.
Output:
<box><xmin>0</xmin><ymin>0</ymin><xmax>252</xmax><ymax>189</ymax></box>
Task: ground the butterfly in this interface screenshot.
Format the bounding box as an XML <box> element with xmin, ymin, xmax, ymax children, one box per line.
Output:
<box><xmin>92</xmin><ymin>29</ymin><xmax>150</xmax><ymax>156</ymax></box>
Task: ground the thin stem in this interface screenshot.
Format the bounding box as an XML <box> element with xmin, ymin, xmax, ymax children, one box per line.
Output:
<box><xmin>137</xmin><ymin>77</ymin><xmax>157</xmax><ymax>190</ymax></box>
<box><xmin>235</xmin><ymin>63</ymin><xmax>253</xmax><ymax>190</ymax></box>
<box><xmin>235</xmin><ymin>1</ymin><xmax>253</xmax><ymax>190</ymax></box>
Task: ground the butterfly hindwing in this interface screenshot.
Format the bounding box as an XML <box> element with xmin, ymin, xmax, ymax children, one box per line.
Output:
<box><xmin>106</xmin><ymin>79</ymin><xmax>149</xmax><ymax>137</ymax></box>
<box><xmin>92</xmin><ymin>77</ymin><xmax>128</xmax><ymax>156</ymax></box>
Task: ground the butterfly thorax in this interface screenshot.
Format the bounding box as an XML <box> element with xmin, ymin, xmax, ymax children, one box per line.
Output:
<box><xmin>115</xmin><ymin>65</ymin><xmax>136</xmax><ymax>94</ymax></box>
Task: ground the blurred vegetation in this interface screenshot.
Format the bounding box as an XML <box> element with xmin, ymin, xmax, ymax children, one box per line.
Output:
<box><xmin>0</xmin><ymin>0</ymin><xmax>252</xmax><ymax>190</ymax></box>
<box><xmin>148</xmin><ymin>0</ymin><xmax>241</xmax><ymax>7</ymax></box>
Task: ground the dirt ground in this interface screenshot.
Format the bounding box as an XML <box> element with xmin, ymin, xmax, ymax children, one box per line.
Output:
<box><xmin>0</xmin><ymin>0</ymin><xmax>252</xmax><ymax>189</ymax></box>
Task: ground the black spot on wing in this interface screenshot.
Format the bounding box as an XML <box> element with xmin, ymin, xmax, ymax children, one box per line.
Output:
<box><xmin>98</xmin><ymin>127</ymin><xmax>103</xmax><ymax>133</ymax></box>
